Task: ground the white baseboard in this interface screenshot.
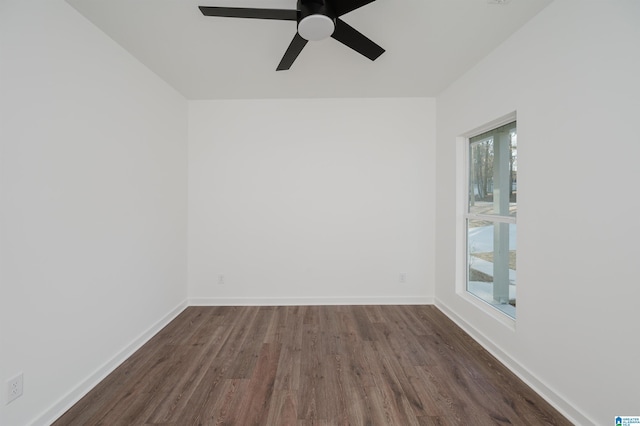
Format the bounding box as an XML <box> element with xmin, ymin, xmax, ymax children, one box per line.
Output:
<box><xmin>34</xmin><ymin>300</ymin><xmax>188</xmax><ymax>426</ymax></box>
<box><xmin>189</xmin><ymin>296</ymin><xmax>434</xmax><ymax>306</ymax></box>
<box><xmin>434</xmin><ymin>299</ymin><xmax>593</xmax><ymax>426</ymax></box>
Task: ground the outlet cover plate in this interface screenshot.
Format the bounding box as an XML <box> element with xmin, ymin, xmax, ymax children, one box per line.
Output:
<box><xmin>6</xmin><ymin>373</ymin><xmax>23</xmax><ymax>404</ymax></box>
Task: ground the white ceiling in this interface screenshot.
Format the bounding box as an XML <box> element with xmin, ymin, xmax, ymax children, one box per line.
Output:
<box><xmin>65</xmin><ymin>0</ymin><xmax>553</xmax><ymax>100</ymax></box>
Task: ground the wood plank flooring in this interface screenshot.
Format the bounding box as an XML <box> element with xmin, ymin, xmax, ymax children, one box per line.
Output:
<box><xmin>53</xmin><ymin>305</ymin><xmax>571</xmax><ymax>425</ymax></box>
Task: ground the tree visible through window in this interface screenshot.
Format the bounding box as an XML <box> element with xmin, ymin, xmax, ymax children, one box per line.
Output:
<box><xmin>466</xmin><ymin>121</ymin><xmax>517</xmax><ymax>318</ymax></box>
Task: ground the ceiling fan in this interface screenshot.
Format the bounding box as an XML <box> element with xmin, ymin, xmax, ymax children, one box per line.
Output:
<box><xmin>199</xmin><ymin>0</ymin><xmax>385</xmax><ymax>71</ymax></box>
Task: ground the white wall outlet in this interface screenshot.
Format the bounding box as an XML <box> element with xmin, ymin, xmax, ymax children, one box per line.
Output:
<box><xmin>6</xmin><ymin>373</ymin><xmax>23</xmax><ymax>404</ymax></box>
<box><xmin>218</xmin><ymin>274</ymin><xmax>225</xmax><ymax>285</ymax></box>
<box><xmin>399</xmin><ymin>273</ymin><xmax>407</xmax><ymax>284</ymax></box>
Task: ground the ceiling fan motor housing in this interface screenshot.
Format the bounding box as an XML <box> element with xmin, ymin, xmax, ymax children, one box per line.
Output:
<box><xmin>297</xmin><ymin>0</ymin><xmax>336</xmax><ymax>41</ymax></box>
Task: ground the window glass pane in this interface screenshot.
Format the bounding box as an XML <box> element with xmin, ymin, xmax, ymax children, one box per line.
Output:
<box><xmin>465</xmin><ymin>119</ymin><xmax>517</xmax><ymax>319</ymax></box>
<box><xmin>468</xmin><ymin>123</ymin><xmax>517</xmax><ymax>218</ymax></box>
<box><xmin>467</xmin><ymin>219</ymin><xmax>517</xmax><ymax>317</ymax></box>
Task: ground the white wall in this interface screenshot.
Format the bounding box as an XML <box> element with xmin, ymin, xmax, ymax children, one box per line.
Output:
<box><xmin>189</xmin><ymin>98</ymin><xmax>435</xmax><ymax>305</ymax></box>
<box><xmin>435</xmin><ymin>1</ymin><xmax>640</xmax><ymax>424</ymax></box>
<box><xmin>0</xmin><ymin>1</ymin><xmax>188</xmax><ymax>425</ymax></box>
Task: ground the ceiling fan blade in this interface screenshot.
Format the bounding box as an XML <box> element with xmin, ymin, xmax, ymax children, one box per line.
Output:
<box><xmin>331</xmin><ymin>0</ymin><xmax>376</xmax><ymax>17</ymax></box>
<box><xmin>277</xmin><ymin>33</ymin><xmax>308</xmax><ymax>71</ymax></box>
<box><xmin>331</xmin><ymin>18</ymin><xmax>384</xmax><ymax>61</ymax></box>
<box><xmin>198</xmin><ymin>6</ymin><xmax>297</xmax><ymax>21</ymax></box>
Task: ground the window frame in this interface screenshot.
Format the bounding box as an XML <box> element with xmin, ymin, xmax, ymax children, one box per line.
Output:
<box><xmin>456</xmin><ymin>112</ymin><xmax>517</xmax><ymax>328</ymax></box>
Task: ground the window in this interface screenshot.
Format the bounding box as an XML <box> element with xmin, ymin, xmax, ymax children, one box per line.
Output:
<box><xmin>466</xmin><ymin>121</ymin><xmax>517</xmax><ymax>318</ymax></box>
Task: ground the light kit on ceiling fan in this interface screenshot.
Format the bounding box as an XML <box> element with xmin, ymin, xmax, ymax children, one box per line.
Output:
<box><xmin>199</xmin><ymin>0</ymin><xmax>384</xmax><ymax>71</ymax></box>
<box><xmin>298</xmin><ymin>14</ymin><xmax>334</xmax><ymax>41</ymax></box>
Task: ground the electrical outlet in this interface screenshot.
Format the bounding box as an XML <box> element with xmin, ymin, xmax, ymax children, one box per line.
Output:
<box><xmin>6</xmin><ymin>373</ymin><xmax>23</xmax><ymax>404</ymax></box>
<box><xmin>218</xmin><ymin>274</ymin><xmax>225</xmax><ymax>285</ymax></box>
<box><xmin>399</xmin><ymin>273</ymin><xmax>407</xmax><ymax>284</ymax></box>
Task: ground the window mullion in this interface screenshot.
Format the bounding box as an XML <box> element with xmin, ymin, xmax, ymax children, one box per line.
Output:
<box><xmin>465</xmin><ymin>213</ymin><xmax>516</xmax><ymax>224</ymax></box>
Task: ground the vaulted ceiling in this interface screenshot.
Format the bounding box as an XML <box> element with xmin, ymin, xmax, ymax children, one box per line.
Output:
<box><xmin>65</xmin><ymin>0</ymin><xmax>553</xmax><ymax>99</ymax></box>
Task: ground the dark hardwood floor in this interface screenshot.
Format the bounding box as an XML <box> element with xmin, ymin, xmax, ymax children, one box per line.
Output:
<box><xmin>54</xmin><ymin>305</ymin><xmax>571</xmax><ymax>425</ymax></box>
